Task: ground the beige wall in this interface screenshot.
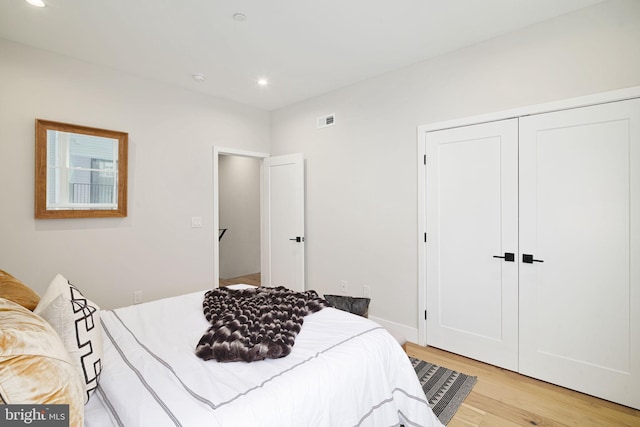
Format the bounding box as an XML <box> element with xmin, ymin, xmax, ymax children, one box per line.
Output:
<box><xmin>270</xmin><ymin>0</ymin><xmax>640</xmax><ymax>338</ymax></box>
<box><xmin>0</xmin><ymin>39</ymin><xmax>270</xmax><ymax>308</ymax></box>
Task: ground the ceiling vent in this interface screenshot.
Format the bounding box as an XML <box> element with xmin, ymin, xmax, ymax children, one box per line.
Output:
<box><xmin>317</xmin><ymin>113</ymin><xmax>336</xmax><ymax>129</ymax></box>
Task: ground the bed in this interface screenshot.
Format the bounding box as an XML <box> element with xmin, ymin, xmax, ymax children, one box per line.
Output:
<box><xmin>83</xmin><ymin>287</ymin><xmax>443</xmax><ymax>427</ymax></box>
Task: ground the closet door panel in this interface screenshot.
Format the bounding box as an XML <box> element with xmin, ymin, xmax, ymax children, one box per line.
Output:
<box><xmin>519</xmin><ymin>98</ymin><xmax>640</xmax><ymax>409</ymax></box>
<box><xmin>426</xmin><ymin>119</ymin><xmax>518</xmax><ymax>370</ymax></box>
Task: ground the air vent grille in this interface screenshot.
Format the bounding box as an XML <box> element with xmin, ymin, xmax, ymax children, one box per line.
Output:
<box><xmin>317</xmin><ymin>113</ymin><xmax>336</xmax><ymax>129</ymax></box>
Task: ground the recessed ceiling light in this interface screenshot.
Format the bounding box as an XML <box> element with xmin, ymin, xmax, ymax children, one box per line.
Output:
<box><xmin>257</xmin><ymin>78</ymin><xmax>269</xmax><ymax>86</ymax></box>
<box><xmin>26</xmin><ymin>0</ymin><xmax>46</xmax><ymax>7</ymax></box>
<box><xmin>233</xmin><ymin>13</ymin><xmax>247</xmax><ymax>22</ymax></box>
<box><xmin>192</xmin><ymin>73</ymin><xmax>206</xmax><ymax>82</ymax></box>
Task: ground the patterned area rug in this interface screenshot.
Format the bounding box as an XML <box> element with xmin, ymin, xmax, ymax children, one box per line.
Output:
<box><xmin>410</xmin><ymin>357</ymin><xmax>477</xmax><ymax>425</ymax></box>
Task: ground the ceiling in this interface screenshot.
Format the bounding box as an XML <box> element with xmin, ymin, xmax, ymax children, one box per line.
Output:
<box><xmin>0</xmin><ymin>0</ymin><xmax>604</xmax><ymax>111</ymax></box>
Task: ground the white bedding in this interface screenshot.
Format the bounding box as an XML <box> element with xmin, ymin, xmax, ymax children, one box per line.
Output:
<box><xmin>85</xmin><ymin>290</ymin><xmax>443</xmax><ymax>427</ymax></box>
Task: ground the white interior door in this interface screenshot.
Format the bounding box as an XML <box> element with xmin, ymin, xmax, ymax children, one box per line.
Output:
<box><xmin>519</xmin><ymin>99</ymin><xmax>640</xmax><ymax>409</ymax></box>
<box><xmin>261</xmin><ymin>153</ymin><xmax>305</xmax><ymax>291</ymax></box>
<box><xmin>425</xmin><ymin>119</ymin><xmax>519</xmax><ymax>370</ymax></box>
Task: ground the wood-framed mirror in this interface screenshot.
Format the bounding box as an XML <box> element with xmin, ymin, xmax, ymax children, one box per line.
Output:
<box><xmin>35</xmin><ymin>119</ymin><xmax>128</xmax><ymax>219</ymax></box>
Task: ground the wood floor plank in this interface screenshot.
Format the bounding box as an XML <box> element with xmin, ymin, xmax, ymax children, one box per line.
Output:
<box><xmin>464</xmin><ymin>393</ymin><xmax>571</xmax><ymax>427</ymax></box>
<box><xmin>219</xmin><ymin>272</ymin><xmax>261</xmax><ymax>287</ymax></box>
<box><xmin>478</xmin><ymin>413</ymin><xmax>529</xmax><ymax>427</ymax></box>
<box><xmin>405</xmin><ymin>343</ymin><xmax>640</xmax><ymax>427</ymax></box>
<box><xmin>449</xmin><ymin>403</ymin><xmax>485</xmax><ymax>426</ymax></box>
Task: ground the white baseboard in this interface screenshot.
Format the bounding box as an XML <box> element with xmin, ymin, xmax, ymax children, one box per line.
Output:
<box><xmin>369</xmin><ymin>315</ymin><xmax>419</xmax><ymax>345</ymax></box>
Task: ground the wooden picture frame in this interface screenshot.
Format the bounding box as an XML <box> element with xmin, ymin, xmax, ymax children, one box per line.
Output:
<box><xmin>35</xmin><ymin>119</ymin><xmax>128</xmax><ymax>219</ymax></box>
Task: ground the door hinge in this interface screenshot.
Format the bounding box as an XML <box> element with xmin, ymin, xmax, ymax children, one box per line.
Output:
<box><xmin>423</xmin><ymin>154</ymin><xmax>427</xmax><ymax>165</ymax></box>
<box><xmin>424</xmin><ymin>310</ymin><xmax>427</xmax><ymax>320</ymax></box>
<box><xmin>424</xmin><ymin>233</ymin><xmax>427</xmax><ymax>243</ymax></box>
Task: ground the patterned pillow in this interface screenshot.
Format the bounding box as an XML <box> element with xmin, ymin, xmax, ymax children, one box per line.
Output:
<box><xmin>0</xmin><ymin>269</ymin><xmax>40</xmax><ymax>311</ymax></box>
<box><xmin>34</xmin><ymin>274</ymin><xmax>102</xmax><ymax>403</ymax></box>
<box><xmin>0</xmin><ymin>298</ymin><xmax>84</xmax><ymax>427</ymax></box>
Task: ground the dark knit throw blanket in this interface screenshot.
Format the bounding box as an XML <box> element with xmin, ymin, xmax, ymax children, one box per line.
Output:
<box><xmin>195</xmin><ymin>286</ymin><xmax>327</xmax><ymax>362</ymax></box>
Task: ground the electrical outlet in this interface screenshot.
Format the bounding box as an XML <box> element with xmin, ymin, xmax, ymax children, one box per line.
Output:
<box><xmin>191</xmin><ymin>216</ymin><xmax>203</xmax><ymax>228</ymax></box>
<box><xmin>133</xmin><ymin>290</ymin><xmax>142</xmax><ymax>304</ymax></box>
<box><xmin>340</xmin><ymin>280</ymin><xmax>348</xmax><ymax>295</ymax></box>
<box><xmin>363</xmin><ymin>285</ymin><xmax>371</xmax><ymax>298</ymax></box>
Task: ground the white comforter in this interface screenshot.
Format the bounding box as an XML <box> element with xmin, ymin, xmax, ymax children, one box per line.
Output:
<box><xmin>84</xmin><ymin>291</ymin><xmax>443</xmax><ymax>427</ymax></box>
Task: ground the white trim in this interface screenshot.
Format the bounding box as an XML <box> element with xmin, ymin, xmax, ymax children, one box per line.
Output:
<box><xmin>369</xmin><ymin>315</ymin><xmax>418</xmax><ymax>345</ymax></box>
<box><xmin>416</xmin><ymin>85</ymin><xmax>640</xmax><ymax>347</ymax></box>
<box><xmin>419</xmin><ymin>86</ymin><xmax>640</xmax><ymax>134</ymax></box>
<box><xmin>212</xmin><ymin>146</ymin><xmax>269</xmax><ymax>289</ymax></box>
<box><xmin>416</xmin><ymin>133</ymin><xmax>427</xmax><ymax>346</ymax></box>
<box><xmin>215</xmin><ymin>147</ymin><xmax>270</xmax><ymax>159</ymax></box>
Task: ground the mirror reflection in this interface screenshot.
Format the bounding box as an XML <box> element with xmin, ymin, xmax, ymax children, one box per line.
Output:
<box><xmin>35</xmin><ymin>120</ymin><xmax>128</xmax><ymax>219</ymax></box>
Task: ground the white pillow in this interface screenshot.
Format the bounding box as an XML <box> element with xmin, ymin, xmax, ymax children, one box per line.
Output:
<box><xmin>225</xmin><ymin>283</ymin><xmax>258</xmax><ymax>290</ymax></box>
<box><xmin>34</xmin><ymin>274</ymin><xmax>102</xmax><ymax>403</ymax></box>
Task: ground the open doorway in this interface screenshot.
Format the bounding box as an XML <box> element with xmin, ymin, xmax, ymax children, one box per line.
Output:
<box><xmin>213</xmin><ymin>147</ymin><xmax>306</xmax><ymax>291</ymax></box>
<box><xmin>218</xmin><ymin>154</ymin><xmax>262</xmax><ymax>286</ymax></box>
<box><xmin>213</xmin><ymin>147</ymin><xmax>269</xmax><ymax>288</ymax></box>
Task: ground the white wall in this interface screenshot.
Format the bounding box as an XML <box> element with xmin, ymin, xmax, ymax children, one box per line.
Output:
<box><xmin>0</xmin><ymin>39</ymin><xmax>270</xmax><ymax>309</ymax></box>
<box><xmin>3</xmin><ymin>0</ymin><xmax>639</xmax><ymax>334</ymax></box>
<box><xmin>218</xmin><ymin>155</ymin><xmax>261</xmax><ymax>279</ymax></box>
<box><xmin>270</xmin><ymin>0</ymin><xmax>640</xmax><ymax>339</ymax></box>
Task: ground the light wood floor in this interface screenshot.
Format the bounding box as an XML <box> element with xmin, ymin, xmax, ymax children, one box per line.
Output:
<box><xmin>219</xmin><ymin>272</ymin><xmax>261</xmax><ymax>287</ymax></box>
<box><xmin>406</xmin><ymin>343</ymin><xmax>639</xmax><ymax>427</ymax></box>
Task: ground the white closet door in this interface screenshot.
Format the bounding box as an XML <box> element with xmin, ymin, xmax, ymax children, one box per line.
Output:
<box><xmin>426</xmin><ymin>119</ymin><xmax>519</xmax><ymax>370</ymax></box>
<box><xmin>519</xmin><ymin>98</ymin><xmax>640</xmax><ymax>409</ymax></box>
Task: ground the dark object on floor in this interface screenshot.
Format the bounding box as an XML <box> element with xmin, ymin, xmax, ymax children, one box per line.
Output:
<box><xmin>410</xmin><ymin>356</ymin><xmax>477</xmax><ymax>425</ymax></box>
<box><xmin>323</xmin><ymin>294</ymin><xmax>370</xmax><ymax>318</ymax></box>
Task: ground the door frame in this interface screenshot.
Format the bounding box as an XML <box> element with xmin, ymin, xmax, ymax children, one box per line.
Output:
<box><xmin>416</xmin><ymin>85</ymin><xmax>640</xmax><ymax>347</ymax></box>
<box><xmin>212</xmin><ymin>146</ymin><xmax>269</xmax><ymax>288</ymax></box>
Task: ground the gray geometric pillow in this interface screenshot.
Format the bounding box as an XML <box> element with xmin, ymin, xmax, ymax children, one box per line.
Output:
<box><xmin>323</xmin><ymin>294</ymin><xmax>370</xmax><ymax>318</ymax></box>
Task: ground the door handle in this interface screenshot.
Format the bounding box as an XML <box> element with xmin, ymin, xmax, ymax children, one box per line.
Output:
<box><xmin>522</xmin><ymin>254</ymin><xmax>543</xmax><ymax>264</ymax></box>
<box><xmin>493</xmin><ymin>252</ymin><xmax>515</xmax><ymax>262</ymax></box>
<box><xmin>289</xmin><ymin>236</ymin><xmax>305</xmax><ymax>243</ymax></box>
